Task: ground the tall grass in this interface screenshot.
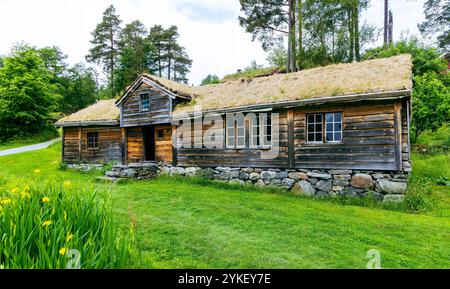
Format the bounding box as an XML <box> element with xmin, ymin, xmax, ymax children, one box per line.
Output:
<box><xmin>0</xmin><ymin>181</ymin><xmax>134</xmax><ymax>269</ymax></box>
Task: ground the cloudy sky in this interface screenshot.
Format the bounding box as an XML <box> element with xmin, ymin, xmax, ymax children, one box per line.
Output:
<box><xmin>0</xmin><ymin>0</ymin><xmax>427</xmax><ymax>85</ymax></box>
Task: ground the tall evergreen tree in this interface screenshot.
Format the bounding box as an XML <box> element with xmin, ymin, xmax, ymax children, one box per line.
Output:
<box><xmin>115</xmin><ymin>20</ymin><xmax>154</xmax><ymax>93</ymax></box>
<box><xmin>418</xmin><ymin>0</ymin><xmax>450</xmax><ymax>52</ymax></box>
<box><xmin>86</xmin><ymin>5</ymin><xmax>122</xmax><ymax>96</ymax></box>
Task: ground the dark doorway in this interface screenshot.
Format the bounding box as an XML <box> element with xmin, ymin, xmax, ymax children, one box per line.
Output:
<box><xmin>143</xmin><ymin>126</ymin><xmax>155</xmax><ymax>161</ymax></box>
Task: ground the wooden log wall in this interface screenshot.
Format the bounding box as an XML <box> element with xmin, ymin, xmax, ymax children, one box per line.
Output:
<box><xmin>176</xmin><ymin>110</ymin><xmax>289</xmax><ymax>168</ymax></box>
<box><xmin>121</xmin><ymin>83</ymin><xmax>171</xmax><ymax>127</ymax></box>
<box><xmin>294</xmin><ymin>100</ymin><xmax>400</xmax><ymax>171</ymax></box>
<box><xmin>175</xmin><ymin>99</ymin><xmax>408</xmax><ymax>171</ymax></box>
<box><xmin>62</xmin><ymin>126</ymin><xmax>122</xmax><ymax>164</ymax></box>
<box><xmin>155</xmin><ymin>125</ymin><xmax>173</xmax><ymax>163</ymax></box>
<box><xmin>126</xmin><ymin>127</ymin><xmax>144</xmax><ymax>164</ymax></box>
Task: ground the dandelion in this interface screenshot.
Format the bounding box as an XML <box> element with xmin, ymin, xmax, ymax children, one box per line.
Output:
<box><xmin>66</xmin><ymin>233</ymin><xmax>74</xmax><ymax>242</ymax></box>
<box><xmin>63</xmin><ymin>181</ymin><xmax>72</xmax><ymax>189</ymax></box>
<box><xmin>59</xmin><ymin>247</ymin><xmax>68</xmax><ymax>256</ymax></box>
<box><xmin>33</xmin><ymin>169</ymin><xmax>41</xmax><ymax>174</ymax></box>
<box><xmin>11</xmin><ymin>188</ymin><xmax>19</xmax><ymax>194</ymax></box>
<box><xmin>21</xmin><ymin>192</ymin><xmax>30</xmax><ymax>200</ymax></box>
<box><xmin>42</xmin><ymin>220</ymin><xmax>52</xmax><ymax>228</ymax></box>
<box><xmin>42</xmin><ymin>197</ymin><xmax>50</xmax><ymax>203</ymax></box>
<box><xmin>0</xmin><ymin>199</ymin><xmax>11</xmax><ymax>206</ymax></box>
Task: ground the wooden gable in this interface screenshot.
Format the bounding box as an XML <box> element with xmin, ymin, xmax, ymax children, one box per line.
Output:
<box><xmin>119</xmin><ymin>81</ymin><xmax>173</xmax><ymax>128</ymax></box>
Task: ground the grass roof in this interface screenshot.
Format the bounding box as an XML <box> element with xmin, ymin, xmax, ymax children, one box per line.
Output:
<box><xmin>55</xmin><ymin>99</ymin><xmax>119</xmax><ymax>126</ymax></box>
<box><xmin>174</xmin><ymin>54</ymin><xmax>412</xmax><ymax>114</ymax></box>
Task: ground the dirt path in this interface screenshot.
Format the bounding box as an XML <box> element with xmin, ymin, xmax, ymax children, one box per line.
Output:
<box><xmin>0</xmin><ymin>138</ymin><xmax>61</xmax><ymax>157</ymax></box>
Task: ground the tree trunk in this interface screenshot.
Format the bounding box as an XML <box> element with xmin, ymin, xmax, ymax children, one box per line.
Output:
<box><xmin>297</xmin><ymin>0</ymin><xmax>303</xmax><ymax>70</ymax></box>
<box><xmin>354</xmin><ymin>3</ymin><xmax>360</xmax><ymax>61</ymax></box>
<box><xmin>110</xmin><ymin>27</ymin><xmax>115</xmax><ymax>96</ymax></box>
<box><xmin>290</xmin><ymin>0</ymin><xmax>297</xmax><ymax>72</ymax></box>
<box><xmin>384</xmin><ymin>0</ymin><xmax>389</xmax><ymax>46</ymax></box>
<box><xmin>347</xmin><ymin>8</ymin><xmax>354</xmax><ymax>62</ymax></box>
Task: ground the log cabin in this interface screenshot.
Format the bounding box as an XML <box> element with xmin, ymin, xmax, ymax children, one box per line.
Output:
<box><xmin>56</xmin><ymin>54</ymin><xmax>413</xmax><ymax>199</ymax></box>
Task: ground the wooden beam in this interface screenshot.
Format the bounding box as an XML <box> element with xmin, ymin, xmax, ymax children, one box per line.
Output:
<box><xmin>394</xmin><ymin>100</ymin><xmax>402</xmax><ymax>171</ymax></box>
<box><xmin>121</xmin><ymin>128</ymin><xmax>127</xmax><ymax>165</ymax></box>
<box><xmin>61</xmin><ymin>128</ymin><xmax>65</xmax><ymax>162</ymax></box>
<box><xmin>287</xmin><ymin>108</ymin><xmax>295</xmax><ymax>168</ymax></box>
<box><xmin>78</xmin><ymin>127</ymin><xmax>82</xmax><ymax>162</ymax></box>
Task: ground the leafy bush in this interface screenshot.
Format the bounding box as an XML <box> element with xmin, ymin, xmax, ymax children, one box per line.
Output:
<box><xmin>436</xmin><ymin>175</ymin><xmax>450</xmax><ymax>187</ymax></box>
<box><xmin>404</xmin><ymin>178</ymin><xmax>433</xmax><ymax>213</ymax></box>
<box><xmin>0</xmin><ymin>181</ymin><xmax>134</xmax><ymax>269</ymax></box>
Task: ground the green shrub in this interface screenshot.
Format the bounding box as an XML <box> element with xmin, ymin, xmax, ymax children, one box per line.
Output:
<box><xmin>404</xmin><ymin>179</ymin><xmax>433</xmax><ymax>213</ymax></box>
<box><xmin>436</xmin><ymin>175</ymin><xmax>450</xmax><ymax>186</ymax></box>
<box><xmin>0</xmin><ymin>181</ymin><xmax>134</xmax><ymax>269</ymax></box>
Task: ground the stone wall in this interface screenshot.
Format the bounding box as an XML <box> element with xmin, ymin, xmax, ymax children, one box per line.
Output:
<box><xmin>104</xmin><ymin>163</ymin><xmax>408</xmax><ymax>203</ymax></box>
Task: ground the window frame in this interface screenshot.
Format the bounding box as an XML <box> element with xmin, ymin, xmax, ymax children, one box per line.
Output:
<box><xmin>139</xmin><ymin>93</ymin><xmax>150</xmax><ymax>112</ymax></box>
<box><xmin>306</xmin><ymin>112</ymin><xmax>343</xmax><ymax>145</ymax></box>
<box><xmin>87</xmin><ymin>132</ymin><xmax>99</xmax><ymax>150</ymax></box>
<box><xmin>324</xmin><ymin>112</ymin><xmax>343</xmax><ymax>144</ymax></box>
<box><xmin>226</xmin><ymin>113</ymin><xmax>272</xmax><ymax>150</ymax></box>
<box><xmin>306</xmin><ymin>113</ymin><xmax>324</xmax><ymax>144</ymax></box>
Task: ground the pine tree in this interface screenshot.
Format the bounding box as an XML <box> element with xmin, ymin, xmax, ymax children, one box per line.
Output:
<box><xmin>86</xmin><ymin>5</ymin><xmax>122</xmax><ymax>96</ymax></box>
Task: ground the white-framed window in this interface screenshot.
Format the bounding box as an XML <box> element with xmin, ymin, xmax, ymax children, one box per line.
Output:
<box><xmin>325</xmin><ymin>112</ymin><xmax>342</xmax><ymax>143</ymax></box>
<box><xmin>226</xmin><ymin>115</ymin><xmax>236</xmax><ymax>148</ymax></box>
<box><xmin>140</xmin><ymin>93</ymin><xmax>150</xmax><ymax>111</ymax></box>
<box><xmin>307</xmin><ymin>112</ymin><xmax>342</xmax><ymax>144</ymax></box>
<box><xmin>226</xmin><ymin>113</ymin><xmax>272</xmax><ymax>149</ymax></box>
<box><xmin>249</xmin><ymin>114</ymin><xmax>260</xmax><ymax>148</ymax></box>
<box><xmin>260</xmin><ymin>113</ymin><xmax>272</xmax><ymax>148</ymax></box>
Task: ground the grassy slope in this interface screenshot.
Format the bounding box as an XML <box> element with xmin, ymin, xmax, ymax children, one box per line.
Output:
<box><xmin>0</xmin><ymin>143</ymin><xmax>449</xmax><ymax>268</ymax></box>
<box><xmin>0</xmin><ymin>129</ymin><xmax>60</xmax><ymax>151</ymax></box>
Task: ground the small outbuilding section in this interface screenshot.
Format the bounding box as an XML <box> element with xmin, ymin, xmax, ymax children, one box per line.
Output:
<box><xmin>55</xmin><ymin>99</ymin><xmax>123</xmax><ymax>164</ymax></box>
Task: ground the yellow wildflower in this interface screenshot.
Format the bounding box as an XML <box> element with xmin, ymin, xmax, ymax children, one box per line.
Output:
<box><xmin>59</xmin><ymin>247</ymin><xmax>68</xmax><ymax>256</ymax></box>
<box><xmin>21</xmin><ymin>192</ymin><xmax>30</xmax><ymax>200</ymax></box>
<box><xmin>63</xmin><ymin>181</ymin><xmax>72</xmax><ymax>189</ymax></box>
<box><xmin>23</xmin><ymin>186</ymin><xmax>30</xmax><ymax>193</ymax></box>
<box><xmin>33</xmin><ymin>169</ymin><xmax>41</xmax><ymax>174</ymax></box>
<box><xmin>66</xmin><ymin>233</ymin><xmax>74</xmax><ymax>242</ymax></box>
<box><xmin>0</xmin><ymin>199</ymin><xmax>11</xmax><ymax>206</ymax></box>
<box><xmin>42</xmin><ymin>197</ymin><xmax>50</xmax><ymax>203</ymax></box>
<box><xmin>42</xmin><ymin>220</ymin><xmax>52</xmax><ymax>228</ymax></box>
<box><xmin>11</xmin><ymin>188</ymin><xmax>19</xmax><ymax>194</ymax></box>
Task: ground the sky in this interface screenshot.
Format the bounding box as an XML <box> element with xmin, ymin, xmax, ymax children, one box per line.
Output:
<box><xmin>0</xmin><ymin>0</ymin><xmax>427</xmax><ymax>85</ymax></box>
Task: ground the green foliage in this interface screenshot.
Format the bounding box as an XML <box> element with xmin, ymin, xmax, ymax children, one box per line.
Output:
<box><xmin>412</xmin><ymin>72</ymin><xmax>450</xmax><ymax>140</ymax></box>
<box><xmin>115</xmin><ymin>20</ymin><xmax>155</xmax><ymax>94</ymax></box>
<box><xmin>418</xmin><ymin>0</ymin><xmax>450</xmax><ymax>52</ymax></box>
<box><xmin>437</xmin><ymin>175</ymin><xmax>450</xmax><ymax>186</ymax></box>
<box><xmin>267</xmin><ymin>44</ymin><xmax>287</xmax><ymax>67</ymax></box>
<box><xmin>0</xmin><ymin>181</ymin><xmax>134</xmax><ymax>268</ymax></box>
<box><xmin>0</xmin><ymin>45</ymin><xmax>61</xmax><ymax>141</ymax></box>
<box><xmin>404</xmin><ymin>178</ymin><xmax>434</xmax><ymax>213</ymax></box>
<box><xmin>59</xmin><ymin>63</ymin><xmax>98</xmax><ymax>114</ymax></box>
<box><xmin>147</xmin><ymin>25</ymin><xmax>192</xmax><ymax>83</ymax></box>
<box><xmin>86</xmin><ymin>5</ymin><xmax>122</xmax><ymax>94</ymax></box>
<box><xmin>201</xmin><ymin>74</ymin><xmax>220</xmax><ymax>85</ymax></box>
<box><xmin>364</xmin><ymin>38</ymin><xmax>450</xmax><ymax>140</ymax></box>
<box><xmin>239</xmin><ymin>0</ymin><xmax>374</xmax><ymax>70</ymax></box>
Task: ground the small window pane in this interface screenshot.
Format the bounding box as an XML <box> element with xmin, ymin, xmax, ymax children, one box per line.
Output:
<box><xmin>315</xmin><ymin>124</ymin><xmax>322</xmax><ymax>131</ymax></box>
<box><xmin>326</xmin><ymin>133</ymin><xmax>333</xmax><ymax>142</ymax></box>
<box><xmin>325</xmin><ymin>112</ymin><xmax>342</xmax><ymax>143</ymax></box>
<box><xmin>326</xmin><ymin>113</ymin><xmax>333</xmax><ymax>122</ymax></box>
<box><xmin>334</xmin><ymin>113</ymin><xmax>342</xmax><ymax>122</ymax></box>
<box><xmin>315</xmin><ymin>114</ymin><xmax>322</xmax><ymax>122</ymax></box>
<box><xmin>307</xmin><ymin>114</ymin><xmax>314</xmax><ymax>123</ymax></box>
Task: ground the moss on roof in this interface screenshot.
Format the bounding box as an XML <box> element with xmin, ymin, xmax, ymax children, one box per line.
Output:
<box><xmin>174</xmin><ymin>54</ymin><xmax>413</xmax><ymax>114</ymax></box>
<box><xmin>55</xmin><ymin>99</ymin><xmax>119</xmax><ymax>126</ymax></box>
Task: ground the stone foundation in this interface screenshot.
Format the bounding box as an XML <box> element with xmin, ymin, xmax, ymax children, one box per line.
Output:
<box><xmin>104</xmin><ymin>164</ymin><xmax>409</xmax><ymax>203</ymax></box>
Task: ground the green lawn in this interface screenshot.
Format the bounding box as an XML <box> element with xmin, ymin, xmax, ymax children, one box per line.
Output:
<box><xmin>0</xmin><ymin>143</ymin><xmax>449</xmax><ymax>268</ymax></box>
<box><xmin>0</xmin><ymin>129</ymin><xmax>60</xmax><ymax>151</ymax></box>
